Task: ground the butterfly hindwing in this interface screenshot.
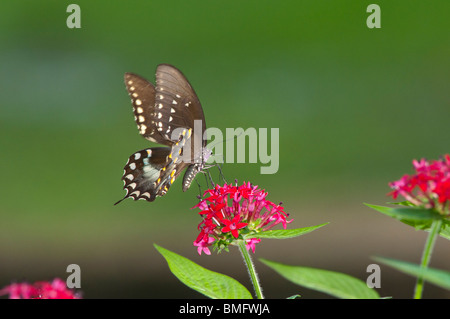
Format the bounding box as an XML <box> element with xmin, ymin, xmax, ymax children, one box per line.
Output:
<box><xmin>115</xmin><ymin>147</ymin><xmax>189</xmax><ymax>204</ymax></box>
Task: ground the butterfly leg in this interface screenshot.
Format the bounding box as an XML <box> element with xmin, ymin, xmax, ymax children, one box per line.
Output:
<box><xmin>216</xmin><ymin>163</ymin><xmax>227</xmax><ymax>184</ymax></box>
<box><xmin>195</xmin><ymin>178</ymin><xmax>203</xmax><ymax>201</ymax></box>
<box><xmin>203</xmin><ymin>163</ymin><xmax>227</xmax><ymax>185</ymax></box>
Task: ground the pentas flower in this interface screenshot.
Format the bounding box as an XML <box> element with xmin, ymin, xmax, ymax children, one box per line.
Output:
<box><xmin>388</xmin><ymin>154</ymin><xmax>450</xmax><ymax>215</ymax></box>
<box><xmin>245</xmin><ymin>238</ymin><xmax>261</xmax><ymax>253</ymax></box>
<box><xmin>0</xmin><ymin>278</ymin><xmax>80</xmax><ymax>299</ymax></box>
<box><xmin>221</xmin><ymin>215</ymin><xmax>248</xmax><ymax>238</ymax></box>
<box><xmin>192</xmin><ymin>181</ymin><xmax>292</xmax><ymax>255</ymax></box>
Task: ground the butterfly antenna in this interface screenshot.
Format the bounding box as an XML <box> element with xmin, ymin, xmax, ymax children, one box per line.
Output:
<box><xmin>206</xmin><ymin>129</ymin><xmax>243</xmax><ymax>149</ymax></box>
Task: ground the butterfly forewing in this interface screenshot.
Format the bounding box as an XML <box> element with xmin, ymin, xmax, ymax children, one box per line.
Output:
<box><xmin>155</xmin><ymin>64</ymin><xmax>206</xmax><ymax>138</ymax></box>
<box><xmin>124</xmin><ymin>73</ymin><xmax>171</xmax><ymax>145</ymax></box>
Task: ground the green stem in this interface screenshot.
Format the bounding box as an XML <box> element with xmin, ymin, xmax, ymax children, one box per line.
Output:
<box><xmin>238</xmin><ymin>241</ymin><xmax>264</xmax><ymax>299</ymax></box>
<box><xmin>413</xmin><ymin>218</ymin><xmax>442</xmax><ymax>299</ymax></box>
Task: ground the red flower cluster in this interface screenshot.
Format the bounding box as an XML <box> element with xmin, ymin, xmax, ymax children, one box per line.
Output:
<box><xmin>388</xmin><ymin>155</ymin><xmax>450</xmax><ymax>213</ymax></box>
<box><xmin>0</xmin><ymin>278</ymin><xmax>80</xmax><ymax>299</ymax></box>
<box><xmin>193</xmin><ymin>182</ymin><xmax>292</xmax><ymax>255</ymax></box>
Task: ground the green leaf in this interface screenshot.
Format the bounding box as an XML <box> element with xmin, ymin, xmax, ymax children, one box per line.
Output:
<box><xmin>437</xmin><ymin>220</ymin><xmax>450</xmax><ymax>241</ymax></box>
<box><xmin>365</xmin><ymin>203</ymin><xmax>441</xmax><ymax>222</ymax></box>
<box><xmin>374</xmin><ymin>256</ymin><xmax>450</xmax><ymax>291</ymax></box>
<box><xmin>387</xmin><ymin>201</ymin><xmax>415</xmax><ymax>207</ymax></box>
<box><xmin>365</xmin><ymin>203</ymin><xmax>450</xmax><ymax>240</ymax></box>
<box><xmin>260</xmin><ymin>259</ymin><xmax>379</xmax><ymax>299</ymax></box>
<box><xmin>154</xmin><ymin>244</ymin><xmax>252</xmax><ymax>299</ymax></box>
<box><xmin>246</xmin><ymin>223</ymin><xmax>328</xmax><ymax>240</ymax></box>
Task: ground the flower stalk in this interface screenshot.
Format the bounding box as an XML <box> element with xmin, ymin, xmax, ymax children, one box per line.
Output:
<box><xmin>238</xmin><ymin>240</ymin><xmax>264</xmax><ymax>299</ymax></box>
<box><xmin>413</xmin><ymin>218</ymin><xmax>442</xmax><ymax>299</ymax></box>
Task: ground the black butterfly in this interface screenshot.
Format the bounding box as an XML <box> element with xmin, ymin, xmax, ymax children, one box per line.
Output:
<box><xmin>115</xmin><ymin>64</ymin><xmax>211</xmax><ymax>204</ymax></box>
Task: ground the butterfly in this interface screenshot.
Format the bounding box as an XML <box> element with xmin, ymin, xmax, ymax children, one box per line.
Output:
<box><xmin>115</xmin><ymin>64</ymin><xmax>211</xmax><ymax>204</ymax></box>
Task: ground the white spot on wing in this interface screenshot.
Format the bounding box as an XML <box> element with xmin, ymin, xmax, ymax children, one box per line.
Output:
<box><xmin>129</xmin><ymin>182</ymin><xmax>137</xmax><ymax>189</ymax></box>
<box><xmin>130</xmin><ymin>190</ymin><xmax>140</xmax><ymax>197</ymax></box>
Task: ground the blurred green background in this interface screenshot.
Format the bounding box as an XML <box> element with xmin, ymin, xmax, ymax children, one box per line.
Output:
<box><xmin>0</xmin><ymin>0</ymin><xmax>449</xmax><ymax>298</ymax></box>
